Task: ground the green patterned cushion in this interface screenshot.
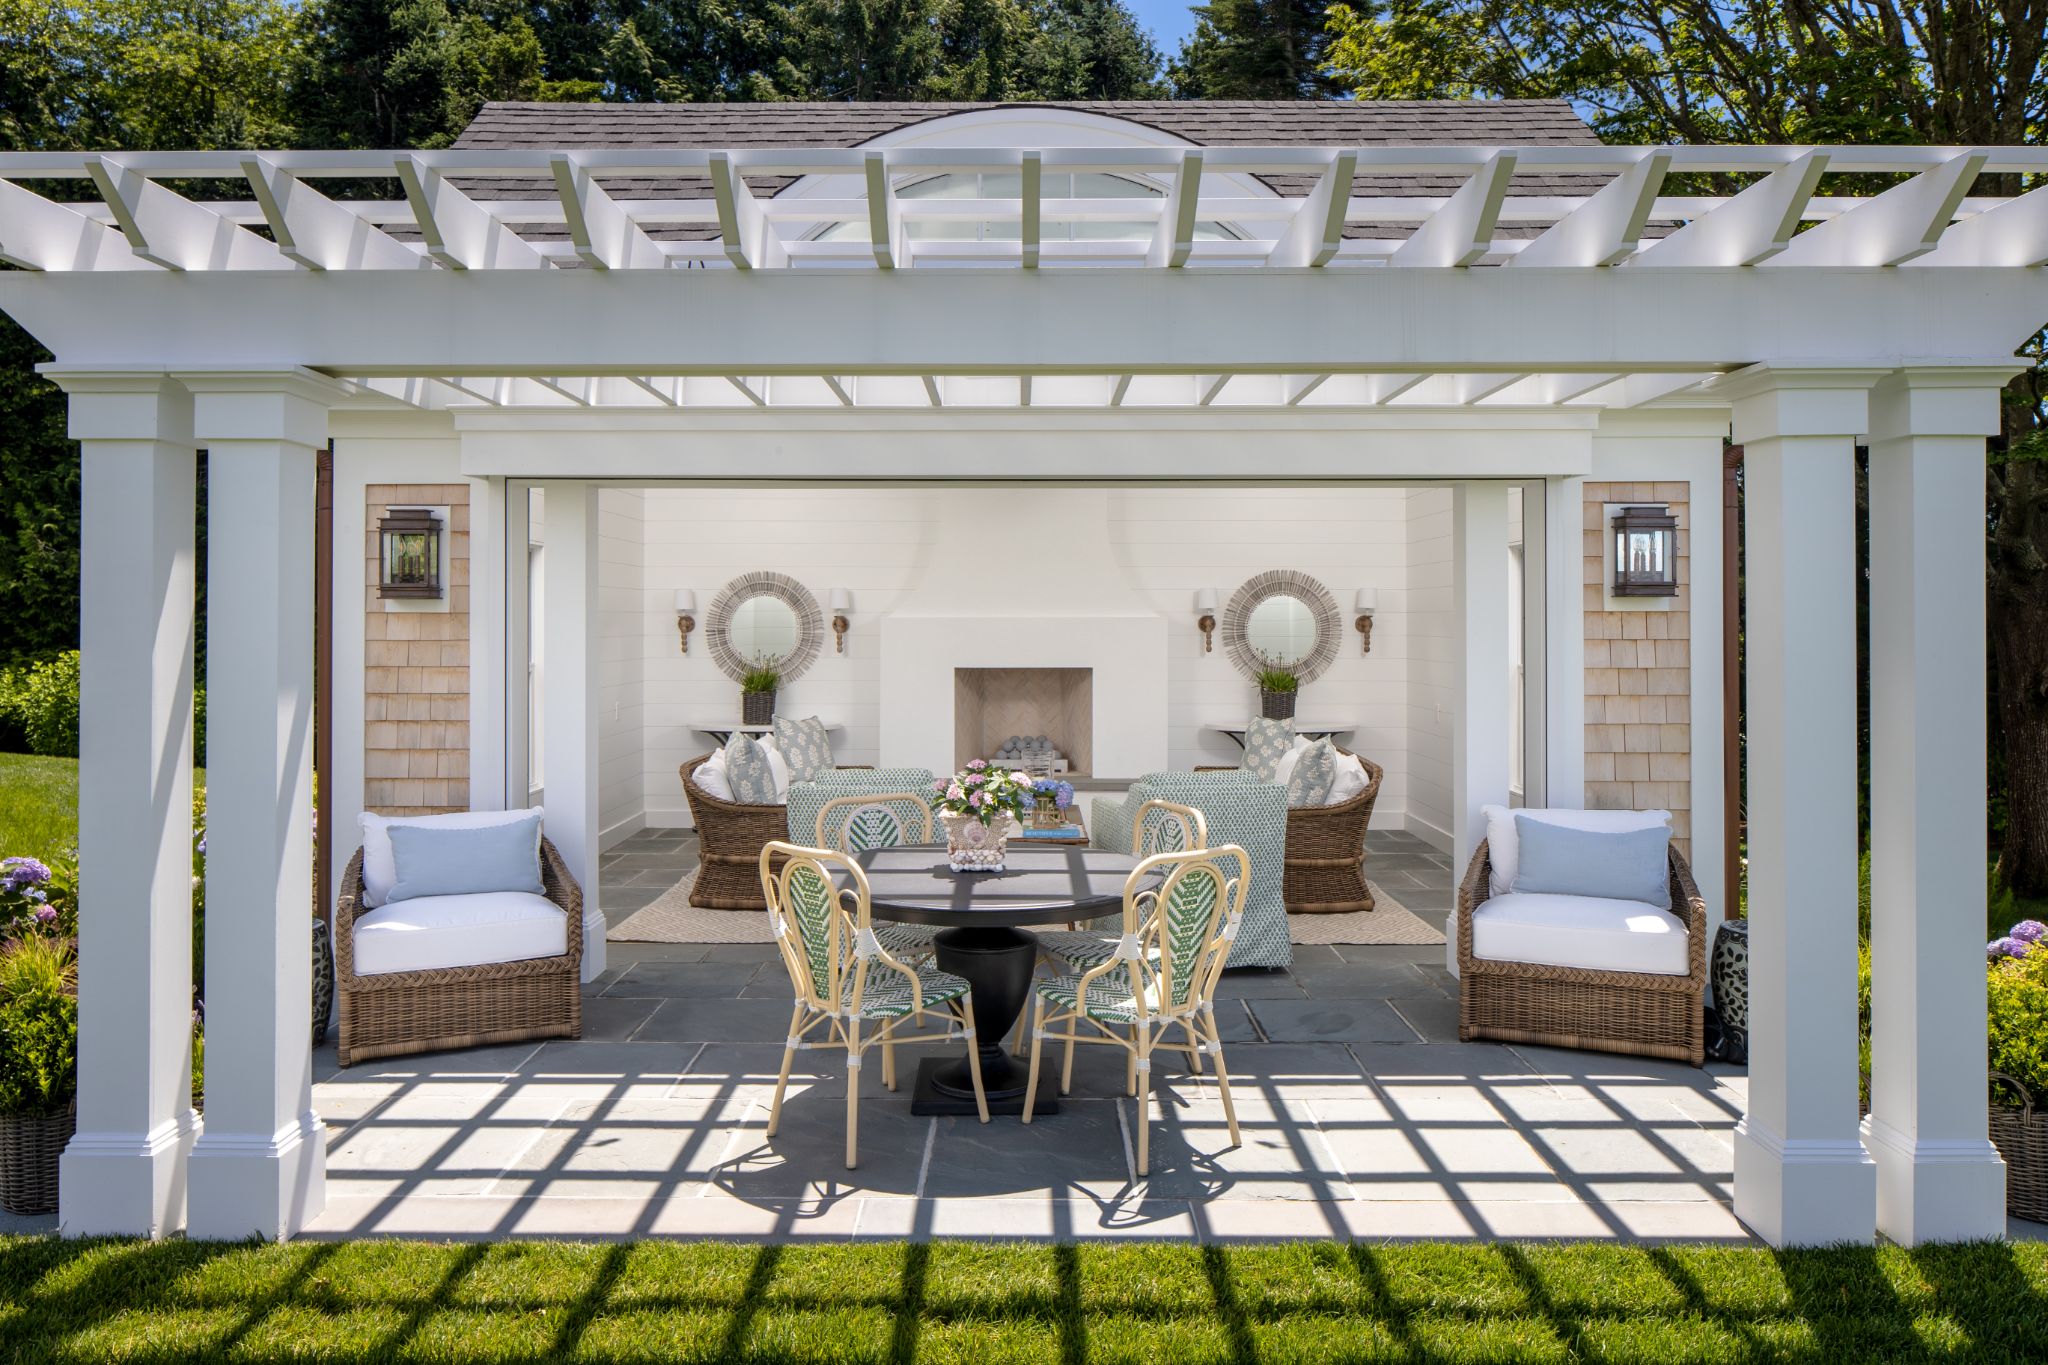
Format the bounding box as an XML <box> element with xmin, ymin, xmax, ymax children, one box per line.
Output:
<box><xmin>845</xmin><ymin>966</ymin><xmax>971</xmax><ymax>1019</ymax></box>
<box><xmin>784</xmin><ymin>769</ymin><xmax>938</xmax><ymax>853</ymax></box>
<box><xmin>1243</xmin><ymin>717</ymin><xmax>1296</xmax><ymax>781</ymax></box>
<box><xmin>773</xmin><ymin>715</ymin><xmax>834</xmax><ymax>782</ymax></box>
<box><xmin>724</xmin><ymin>733</ymin><xmax>779</xmax><ymax>805</ymax></box>
<box><xmin>1037</xmin><ymin>971</ymin><xmax>1146</xmax><ymax>1025</ymax></box>
<box><xmin>1285</xmin><ymin>738</ymin><xmax>1337</xmax><ymax>808</ymax></box>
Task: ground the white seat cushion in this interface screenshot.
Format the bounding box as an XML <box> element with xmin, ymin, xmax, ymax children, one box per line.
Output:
<box><xmin>352</xmin><ymin>891</ymin><xmax>567</xmax><ymax>977</ymax></box>
<box><xmin>1471</xmin><ymin>891</ymin><xmax>1689</xmax><ymax>977</ymax></box>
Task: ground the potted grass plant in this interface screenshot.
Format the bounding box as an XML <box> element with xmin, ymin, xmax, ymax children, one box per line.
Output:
<box><xmin>1987</xmin><ymin>920</ymin><xmax>2048</xmax><ymax>1222</ymax></box>
<box><xmin>740</xmin><ymin>661</ymin><xmax>780</xmax><ymax>726</ymax></box>
<box><xmin>1256</xmin><ymin>665</ymin><xmax>1299</xmax><ymax>721</ymax></box>
<box><xmin>0</xmin><ymin>932</ymin><xmax>76</xmax><ymax>1215</ymax></box>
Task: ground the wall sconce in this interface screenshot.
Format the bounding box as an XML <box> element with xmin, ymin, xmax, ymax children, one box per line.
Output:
<box><xmin>1611</xmin><ymin>505</ymin><xmax>1679</xmax><ymax>597</ymax></box>
<box><xmin>674</xmin><ymin>588</ymin><xmax>696</xmax><ymax>654</ymax></box>
<box><xmin>1194</xmin><ymin>588</ymin><xmax>1217</xmax><ymax>653</ymax></box>
<box><xmin>830</xmin><ymin>588</ymin><xmax>853</xmax><ymax>654</ymax></box>
<box><xmin>1354</xmin><ymin>587</ymin><xmax>1377</xmax><ymax>654</ymax></box>
<box><xmin>378</xmin><ymin>507</ymin><xmax>442</xmax><ymax>599</ymax></box>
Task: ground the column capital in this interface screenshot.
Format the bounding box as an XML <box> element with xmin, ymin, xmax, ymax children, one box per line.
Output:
<box><xmin>1709</xmin><ymin>364</ymin><xmax>1886</xmax><ymax>444</ymax></box>
<box><xmin>37</xmin><ymin>367</ymin><xmax>192</xmax><ymax>445</ymax></box>
<box><xmin>174</xmin><ymin>367</ymin><xmax>348</xmax><ymax>447</ymax></box>
<box><xmin>1868</xmin><ymin>363</ymin><xmax>2028</xmax><ymax>441</ymax></box>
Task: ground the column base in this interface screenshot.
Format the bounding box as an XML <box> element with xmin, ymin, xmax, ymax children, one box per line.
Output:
<box><xmin>186</xmin><ymin>1112</ymin><xmax>326</xmax><ymax>1241</ymax></box>
<box><xmin>1733</xmin><ymin>1119</ymin><xmax>1876</xmax><ymax>1247</ymax></box>
<box><xmin>1863</xmin><ymin>1116</ymin><xmax>2007</xmax><ymax>1246</ymax></box>
<box><xmin>58</xmin><ymin>1108</ymin><xmax>200</xmax><ymax>1238</ymax></box>
<box><xmin>581</xmin><ymin>903</ymin><xmax>607</xmax><ymax>983</ymax></box>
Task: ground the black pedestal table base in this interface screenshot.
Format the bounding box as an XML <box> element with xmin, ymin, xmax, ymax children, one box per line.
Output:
<box><xmin>913</xmin><ymin>925</ymin><xmax>1057</xmax><ymax>1116</ymax></box>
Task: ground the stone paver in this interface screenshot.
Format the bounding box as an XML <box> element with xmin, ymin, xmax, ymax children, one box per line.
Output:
<box><xmin>303</xmin><ymin>825</ymin><xmax>1764</xmax><ymax>1243</ymax></box>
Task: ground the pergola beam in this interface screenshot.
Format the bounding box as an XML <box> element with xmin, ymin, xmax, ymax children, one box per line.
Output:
<box><xmin>1511</xmin><ymin>150</ymin><xmax>1671</xmax><ymax>268</ymax></box>
<box><xmin>1020</xmin><ymin>150</ymin><xmax>1042</xmax><ymax>269</ymax></box>
<box><xmin>709</xmin><ymin>152</ymin><xmax>785</xmax><ymax>270</ymax></box>
<box><xmin>1768</xmin><ymin>151</ymin><xmax>1987</xmax><ymax>267</ymax></box>
<box><xmin>395</xmin><ymin>155</ymin><xmax>544</xmax><ymax>271</ymax></box>
<box><xmin>1147</xmin><ymin>150</ymin><xmax>1204</xmax><ymax>268</ymax></box>
<box><xmin>1628</xmin><ymin>152</ymin><xmax>1829</xmax><ymax>268</ymax></box>
<box><xmin>1388</xmin><ymin>151</ymin><xmax>1517</xmax><ymax>268</ymax></box>
<box><xmin>1267</xmin><ymin>149</ymin><xmax>1357</xmax><ymax>268</ymax></box>
<box><xmin>87</xmin><ymin>155</ymin><xmax>291</xmax><ymax>272</ymax></box>
<box><xmin>865</xmin><ymin>152</ymin><xmax>904</xmax><ymax>270</ymax></box>
<box><xmin>0</xmin><ymin>178</ymin><xmax>154</xmax><ymax>271</ymax></box>
<box><xmin>242</xmin><ymin>156</ymin><xmax>425</xmax><ymax>273</ymax></box>
<box><xmin>550</xmin><ymin>154</ymin><xmax>667</xmax><ymax>271</ymax></box>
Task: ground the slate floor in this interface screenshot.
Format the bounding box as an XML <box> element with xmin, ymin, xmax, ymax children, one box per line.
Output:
<box><xmin>296</xmin><ymin>826</ymin><xmax>1795</xmax><ymax>1242</ymax></box>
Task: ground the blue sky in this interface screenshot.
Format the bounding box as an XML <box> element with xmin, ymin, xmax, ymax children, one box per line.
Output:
<box><xmin>1126</xmin><ymin>0</ymin><xmax>1201</xmax><ymax>55</ymax></box>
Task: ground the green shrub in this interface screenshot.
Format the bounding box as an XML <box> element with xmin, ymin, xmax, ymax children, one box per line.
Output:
<box><xmin>3</xmin><ymin>652</ymin><xmax>79</xmax><ymax>758</ymax></box>
<box><xmin>0</xmin><ymin>935</ymin><xmax>73</xmax><ymax>1006</ymax></box>
<box><xmin>0</xmin><ymin>988</ymin><xmax>76</xmax><ymax>1117</ymax></box>
<box><xmin>1989</xmin><ymin>948</ymin><xmax>2048</xmax><ymax>1106</ymax></box>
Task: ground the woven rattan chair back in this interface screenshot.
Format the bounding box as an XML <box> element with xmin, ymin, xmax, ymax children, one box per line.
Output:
<box><xmin>1127</xmin><ymin>844</ymin><xmax>1249</xmax><ymax>1017</ymax></box>
<box><xmin>814</xmin><ymin>792</ymin><xmax>933</xmax><ymax>856</ymax></box>
<box><xmin>1132</xmin><ymin>799</ymin><xmax>1209</xmax><ymax>859</ymax></box>
<box><xmin>759</xmin><ymin>841</ymin><xmax>875</xmax><ymax>1014</ymax></box>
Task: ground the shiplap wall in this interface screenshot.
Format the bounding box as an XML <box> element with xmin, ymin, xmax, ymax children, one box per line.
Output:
<box><xmin>600</xmin><ymin>485</ymin><xmax>1454</xmax><ymax>838</ymax></box>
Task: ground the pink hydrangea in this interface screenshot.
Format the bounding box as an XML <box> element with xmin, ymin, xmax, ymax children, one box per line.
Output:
<box><xmin>966</xmin><ymin>759</ymin><xmax>988</xmax><ymax>771</ymax></box>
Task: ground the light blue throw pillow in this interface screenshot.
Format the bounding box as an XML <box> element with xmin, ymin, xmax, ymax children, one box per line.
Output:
<box><xmin>1243</xmin><ymin>716</ymin><xmax>1295</xmax><ymax>782</ymax></box>
<box><xmin>386</xmin><ymin>811</ymin><xmax>544</xmax><ymax>903</ymax></box>
<box><xmin>725</xmin><ymin>733</ymin><xmax>779</xmax><ymax>805</ymax></box>
<box><xmin>1284</xmin><ymin>737</ymin><xmax>1337</xmax><ymax>808</ymax></box>
<box><xmin>773</xmin><ymin>715</ymin><xmax>833</xmax><ymax>783</ymax></box>
<box><xmin>1511</xmin><ymin>814</ymin><xmax>1671</xmax><ymax>909</ymax></box>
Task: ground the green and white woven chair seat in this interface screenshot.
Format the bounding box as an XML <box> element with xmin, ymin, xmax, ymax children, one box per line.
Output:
<box><xmin>1034</xmin><ymin>970</ymin><xmax>1157</xmax><ymax>1026</ymax></box>
<box><xmin>874</xmin><ymin>922</ymin><xmax>940</xmax><ymax>962</ymax></box>
<box><xmin>844</xmin><ymin>967</ymin><xmax>973</xmax><ymax>1020</ymax></box>
<box><xmin>1035</xmin><ymin>929</ymin><xmax>1157</xmax><ymax>971</ymax></box>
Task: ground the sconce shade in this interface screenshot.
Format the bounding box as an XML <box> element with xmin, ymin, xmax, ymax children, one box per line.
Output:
<box><xmin>1611</xmin><ymin>505</ymin><xmax>1680</xmax><ymax>597</ymax></box>
<box><xmin>674</xmin><ymin>589</ymin><xmax>697</xmax><ymax>614</ymax></box>
<box><xmin>1354</xmin><ymin>587</ymin><xmax>1377</xmax><ymax>615</ymax></box>
<box><xmin>1193</xmin><ymin>587</ymin><xmax>1218</xmax><ymax>614</ymax></box>
<box><xmin>830</xmin><ymin>588</ymin><xmax>853</xmax><ymax>614</ymax></box>
<box><xmin>378</xmin><ymin>508</ymin><xmax>442</xmax><ymax>599</ymax></box>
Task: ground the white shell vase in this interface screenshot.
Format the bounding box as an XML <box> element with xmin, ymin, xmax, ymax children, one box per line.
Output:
<box><xmin>941</xmin><ymin>812</ymin><xmax>1013</xmax><ymax>873</ymax></box>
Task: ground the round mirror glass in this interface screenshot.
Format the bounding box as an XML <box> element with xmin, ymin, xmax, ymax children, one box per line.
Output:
<box><xmin>728</xmin><ymin>594</ymin><xmax>800</xmax><ymax>665</ymax></box>
<box><xmin>1245</xmin><ymin>594</ymin><xmax>1319</xmax><ymax>667</ymax></box>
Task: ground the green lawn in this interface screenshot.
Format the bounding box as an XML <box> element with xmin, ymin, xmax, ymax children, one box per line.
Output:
<box><xmin>0</xmin><ymin>753</ymin><xmax>78</xmax><ymax>859</ymax></box>
<box><xmin>0</xmin><ymin>1238</ymin><xmax>2042</xmax><ymax>1363</ymax></box>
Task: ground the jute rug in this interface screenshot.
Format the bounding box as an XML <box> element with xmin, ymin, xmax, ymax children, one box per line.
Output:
<box><xmin>609</xmin><ymin>869</ymin><xmax>1445</xmax><ymax>947</ymax></box>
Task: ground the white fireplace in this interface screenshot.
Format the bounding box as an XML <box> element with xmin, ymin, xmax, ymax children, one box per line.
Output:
<box><xmin>876</xmin><ymin>489</ymin><xmax>1169</xmax><ymax>779</ymax></box>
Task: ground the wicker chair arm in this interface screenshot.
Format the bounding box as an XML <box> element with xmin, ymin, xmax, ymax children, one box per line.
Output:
<box><xmin>334</xmin><ymin>848</ymin><xmax>369</xmax><ymax>985</ymax></box>
<box><xmin>1454</xmin><ymin>839</ymin><xmax>1493</xmax><ymax>975</ymax></box>
<box><xmin>1666</xmin><ymin>844</ymin><xmax>1708</xmax><ymax>986</ymax></box>
<box><xmin>539</xmin><ymin>836</ymin><xmax>585</xmax><ymax>976</ymax></box>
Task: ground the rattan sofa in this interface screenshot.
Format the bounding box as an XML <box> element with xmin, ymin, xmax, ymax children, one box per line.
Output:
<box><xmin>1455</xmin><ymin>838</ymin><xmax>1706</xmax><ymax>1065</ymax></box>
<box><xmin>335</xmin><ymin>837</ymin><xmax>583</xmax><ymax>1067</ymax></box>
<box><xmin>678</xmin><ymin>754</ymin><xmax>880</xmax><ymax>911</ymax></box>
<box><xmin>1198</xmin><ymin>747</ymin><xmax>1384</xmax><ymax>914</ymax></box>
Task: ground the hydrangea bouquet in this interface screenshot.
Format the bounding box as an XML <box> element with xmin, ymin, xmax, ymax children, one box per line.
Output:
<box><xmin>930</xmin><ymin>759</ymin><xmax>1034</xmax><ymax>827</ymax></box>
<box><xmin>1989</xmin><ymin>918</ymin><xmax>2048</xmax><ymax>962</ymax></box>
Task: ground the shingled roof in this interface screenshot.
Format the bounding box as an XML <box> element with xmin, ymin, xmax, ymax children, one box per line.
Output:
<box><xmin>450</xmin><ymin>99</ymin><xmax>1605</xmax><ymax>244</ymax></box>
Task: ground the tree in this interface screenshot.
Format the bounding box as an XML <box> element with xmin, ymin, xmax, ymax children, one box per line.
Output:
<box><xmin>1171</xmin><ymin>0</ymin><xmax>1340</xmax><ymax>98</ymax></box>
<box><xmin>1324</xmin><ymin>0</ymin><xmax>2048</xmax><ymax>892</ymax></box>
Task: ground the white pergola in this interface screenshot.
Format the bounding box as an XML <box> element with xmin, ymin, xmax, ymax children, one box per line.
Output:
<box><xmin>2</xmin><ymin>137</ymin><xmax>2043</xmax><ymax>1249</ymax></box>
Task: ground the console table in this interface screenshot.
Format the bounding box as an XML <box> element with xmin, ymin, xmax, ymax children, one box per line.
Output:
<box><xmin>692</xmin><ymin>721</ymin><xmax>844</xmax><ymax>747</ymax></box>
<box><xmin>1206</xmin><ymin>722</ymin><xmax>1359</xmax><ymax>749</ymax></box>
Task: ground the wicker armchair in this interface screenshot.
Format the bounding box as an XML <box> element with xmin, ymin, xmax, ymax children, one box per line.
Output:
<box><xmin>678</xmin><ymin>754</ymin><xmax>877</xmax><ymax>911</ymax></box>
<box><xmin>335</xmin><ymin>837</ymin><xmax>583</xmax><ymax>1067</ymax></box>
<box><xmin>1198</xmin><ymin>747</ymin><xmax>1384</xmax><ymax>914</ymax></box>
<box><xmin>1455</xmin><ymin>838</ymin><xmax>1706</xmax><ymax>1065</ymax></box>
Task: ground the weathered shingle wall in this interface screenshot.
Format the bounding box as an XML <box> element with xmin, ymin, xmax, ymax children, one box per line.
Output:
<box><xmin>364</xmin><ymin>484</ymin><xmax>470</xmax><ymax>816</ymax></box>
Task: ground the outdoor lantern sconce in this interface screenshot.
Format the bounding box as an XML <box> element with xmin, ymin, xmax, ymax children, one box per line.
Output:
<box><xmin>674</xmin><ymin>589</ymin><xmax>697</xmax><ymax>654</ymax></box>
<box><xmin>1195</xmin><ymin>587</ymin><xmax>1218</xmax><ymax>653</ymax></box>
<box><xmin>1611</xmin><ymin>505</ymin><xmax>1680</xmax><ymax>597</ymax></box>
<box><xmin>830</xmin><ymin>589</ymin><xmax>853</xmax><ymax>654</ymax></box>
<box><xmin>378</xmin><ymin>507</ymin><xmax>442</xmax><ymax>599</ymax></box>
<box><xmin>1354</xmin><ymin>587</ymin><xmax>1377</xmax><ymax>654</ymax></box>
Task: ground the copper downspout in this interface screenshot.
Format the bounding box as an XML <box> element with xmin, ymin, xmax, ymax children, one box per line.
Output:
<box><xmin>1724</xmin><ymin>443</ymin><xmax>1743</xmax><ymax>919</ymax></box>
<box><xmin>315</xmin><ymin>442</ymin><xmax>334</xmax><ymax>930</ymax></box>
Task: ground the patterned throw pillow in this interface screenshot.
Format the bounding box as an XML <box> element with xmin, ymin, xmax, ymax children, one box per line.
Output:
<box><xmin>773</xmin><ymin>715</ymin><xmax>834</xmax><ymax>783</ymax></box>
<box><xmin>724</xmin><ymin>733</ymin><xmax>780</xmax><ymax>805</ymax></box>
<box><xmin>1284</xmin><ymin>738</ymin><xmax>1337</xmax><ymax>808</ymax></box>
<box><xmin>1242</xmin><ymin>716</ymin><xmax>1296</xmax><ymax>782</ymax></box>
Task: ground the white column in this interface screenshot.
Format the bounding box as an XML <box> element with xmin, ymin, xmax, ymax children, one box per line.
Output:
<box><xmin>50</xmin><ymin>373</ymin><xmax>199</xmax><ymax>1238</ymax></box>
<box><xmin>181</xmin><ymin>372</ymin><xmax>339</xmax><ymax>1241</ymax></box>
<box><xmin>467</xmin><ymin>476</ymin><xmax>509</xmax><ymax>811</ymax></box>
<box><xmin>540</xmin><ymin>480</ymin><xmax>605</xmax><ymax>982</ymax></box>
<box><xmin>1722</xmin><ymin>365</ymin><xmax>1878</xmax><ymax>1247</ymax></box>
<box><xmin>1862</xmin><ymin>367</ymin><xmax>2016</xmax><ymax>1244</ymax></box>
<box><xmin>1452</xmin><ymin>483</ymin><xmax>1515</xmax><ymax>972</ymax></box>
<box><xmin>1542</xmin><ymin>476</ymin><xmax>1587</xmax><ymax>809</ymax></box>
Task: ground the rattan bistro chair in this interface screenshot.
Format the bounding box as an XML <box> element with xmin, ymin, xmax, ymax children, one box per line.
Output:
<box><xmin>1023</xmin><ymin>844</ymin><xmax>1251</xmax><ymax>1175</ymax></box>
<box><xmin>759</xmin><ymin>841</ymin><xmax>988</xmax><ymax>1167</ymax></box>
<box><xmin>814</xmin><ymin>792</ymin><xmax>941</xmax><ymax>963</ymax></box>
<box><xmin>335</xmin><ymin>837</ymin><xmax>583</xmax><ymax>1067</ymax></box>
<box><xmin>1455</xmin><ymin>838</ymin><xmax>1707</xmax><ymax>1065</ymax></box>
<box><xmin>1036</xmin><ymin>799</ymin><xmax>1208</xmax><ymax>973</ymax></box>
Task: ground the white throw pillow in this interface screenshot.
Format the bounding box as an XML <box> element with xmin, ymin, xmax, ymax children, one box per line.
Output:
<box><xmin>759</xmin><ymin>737</ymin><xmax>791</xmax><ymax>800</ymax></box>
<box><xmin>1482</xmin><ymin>805</ymin><xmax>1670</xmax><ymax>898</ymax></box>
<box><xmin>1270</xmin><ymin>736</ymin><xmax>1314</xmax><ymax>789</ymax></box>
<box><xmin>1325</xmin><ymin>752</ymin><xmax>1370</xmax><ymax>807</ymax></box>
<box><xmin>357</xmin><ymin>807</ymin><xmax>542</xmax><ymax>910</ymax></box>
<box><xmin>692</xmin><ymin>749</ymin><xmax>734</xmax><ymax>802</ymax></box>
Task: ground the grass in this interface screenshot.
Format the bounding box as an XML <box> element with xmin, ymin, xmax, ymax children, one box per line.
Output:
<box><xmin>0</xmin><ymin>1238</ymin><xmax>2041</xmax><ymax>1363</ymax></box>
<box><xmin>0</xmin><ymin>753</ymin><xmax>78</xmax><ymax>858</ymax></box>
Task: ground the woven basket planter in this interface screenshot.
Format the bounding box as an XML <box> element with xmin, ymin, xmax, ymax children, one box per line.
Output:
<box><xmin>742</xmin><ymin>691</ymin><xmax>776</xmax><ymax>726</ymax></box>
<box><xmin>1259</xmin><ymin>689</ymin><xmax>1296</xmax><ymax>721</ymax></box>
<box><xmin>1990</xmin><ymin>1072</ymin><xmax>2048</xmax><ymax>1224</ymax></box>
<box><xmin>0</xmin><ymin>1108</ymin><xmax>74</xmax><ymax>1215</ymax></box>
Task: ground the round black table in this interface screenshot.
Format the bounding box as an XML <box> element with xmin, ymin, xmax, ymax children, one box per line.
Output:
<box><xmin>843</xmin><ymin>844</ymin><xmax>1146</xmax><ymax>1116</ymax></box>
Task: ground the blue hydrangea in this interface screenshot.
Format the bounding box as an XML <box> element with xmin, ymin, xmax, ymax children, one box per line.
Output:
<box><xmin>2011</xmin><ymin>920</ymin><xmax>2047</xmax><ymax>945</ymax></box>
<box><xmin>1989</xmin><ymin>936</ymin><xmax>2031</xmax><ymax>962</ymax></box>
